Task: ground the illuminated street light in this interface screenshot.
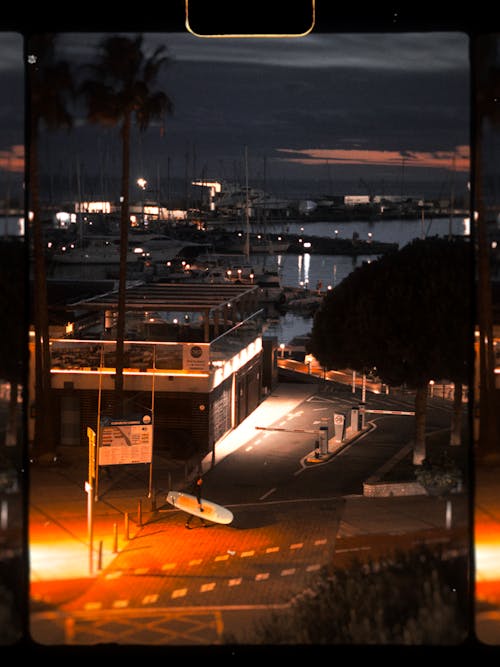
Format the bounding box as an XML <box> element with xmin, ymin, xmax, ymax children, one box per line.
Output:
<box><xmin>280</xmin><ymin>343</ymin><xmax>285</xmax><ymax>358</ymax></box>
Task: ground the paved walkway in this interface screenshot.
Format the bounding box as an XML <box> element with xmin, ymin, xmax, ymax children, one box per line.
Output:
<box><xmin>27</xmin><ymin>381</ymin><xmax>499</xmax><ymax>646</ymax></box>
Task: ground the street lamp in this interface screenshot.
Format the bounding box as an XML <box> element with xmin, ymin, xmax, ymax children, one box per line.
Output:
<box><xmin>137</xmin><ymin>178</ymin><xmax>147</xmax><ymax>226</ymax></box>
<box><xmin>280</xmin><ymin>343</ymin><xmax>285</xmax><ymax>358</ymax></box>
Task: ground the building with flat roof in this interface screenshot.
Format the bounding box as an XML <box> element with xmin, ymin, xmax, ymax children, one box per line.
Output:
<box><xmin>30</xmin><ymin>279</ymin><xmax>276</xmax><ymax>465</ymax></box>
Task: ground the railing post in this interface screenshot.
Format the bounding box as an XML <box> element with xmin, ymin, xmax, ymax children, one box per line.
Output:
<box><xmin>124</xmin><ymin>512</ymin><xmax>129</xmax><ymax>540</ymax></box>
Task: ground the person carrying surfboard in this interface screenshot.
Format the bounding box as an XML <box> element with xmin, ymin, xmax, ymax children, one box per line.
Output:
<box><xmin>185</xmin><ymin>475</ymin><xmax>207</xmax><ymax>528</ymax></box>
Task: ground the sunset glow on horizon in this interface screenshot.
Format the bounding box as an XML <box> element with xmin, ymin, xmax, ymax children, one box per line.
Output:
<box><xmin>0</xmin><ymin>144</ymin><xmax>24</xmax><ymax>173</ymax></box>
<box><xmin>277</xmin><ymin>146</ymin><xmax>470</xmax><ymax>172</ymax></box>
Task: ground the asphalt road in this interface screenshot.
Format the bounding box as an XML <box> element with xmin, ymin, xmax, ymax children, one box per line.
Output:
<box><xmin>27</xmin><ymin>382</ymin><xmax>472</xmax><ymax>649</ymax></box>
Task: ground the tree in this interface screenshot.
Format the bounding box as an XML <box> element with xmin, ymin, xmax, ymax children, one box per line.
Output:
<box><xmin>473</xmin><ymin>35</ymin><xmax>500</xmax><ymax>458</ymax></box>
<box><xmin>79</xmin><ymin>34</ymin><xmax>173</xmax><ymax>417</ymax></box>
<box><xmin>27</xmin><ymin>33</ymin><xmax>73</xmax><ymax>460</ymax></box>
<box><xmin>309</xmin><ymin>237</ymin><xmax>472</xmax><ymax>464</ymax></box>
<box><xmin>237</xmin><ymin>545</ymin><xmax>468</xmax><ymax>645</ymax></box>
<box><xmin>0</xmin><ymin>240</ymin><xmax>25</xmax><ymax>453</ymax></box>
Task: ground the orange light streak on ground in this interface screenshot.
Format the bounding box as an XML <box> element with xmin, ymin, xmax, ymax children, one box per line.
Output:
<box><xmin>475</xmin><ymin>524</ymin><xmax>500</xmax><ymax>605</ymax></box>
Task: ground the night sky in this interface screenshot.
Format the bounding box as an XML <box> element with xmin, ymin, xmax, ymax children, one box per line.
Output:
<box><xmin>0</xmin><ymin>20</ymin><xmax>477</xmax><ymax>207</ymax></box>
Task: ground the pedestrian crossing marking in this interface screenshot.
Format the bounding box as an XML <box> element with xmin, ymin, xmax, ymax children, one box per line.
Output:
<box><xmin>84</xmin><ymin>602</ymin><xmax>102</xmax><ymax>610</ymax></box>
<box><xmin>281</xmin><ymin>568</ymin><xmax>296</xmax><ymax>576</ymax></box>
<box><xmin>142</xmin><ymin>594</ymin><xmax>158</xmax><ymax>605</ymax></box>
<box><xmin>112</xmin><ymin>599</ymin><xmax>129</xmax><ymax>608</ymax></box>
<box><xmin>161</xmin><ymin>562</ymin><xmax>176</xmax><ymax>570</ymax></box>
<box><xmin>171</xmin><ymin>588</ymin><xmax>187</xmax><ymax>598</ymax></box>
<box><xmin>306</xmin><ymin>563</ymin><xmax>321</xmax><ymax>572</ymax></box>
<box><xmin>255</xmin><ymin>572</ymin><xmax>270</xmax><ymax>581</ymax></box>
<box><xmin>201</xmin><ymin>582</ymin><xmax>216</xmax><ymax>592</ymax></box>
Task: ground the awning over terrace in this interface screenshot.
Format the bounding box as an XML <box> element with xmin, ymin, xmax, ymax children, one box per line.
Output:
<box><xmin>65</xmin><ymin>281</ymin><xmax>261</xmax><ymax>342</ymax></box>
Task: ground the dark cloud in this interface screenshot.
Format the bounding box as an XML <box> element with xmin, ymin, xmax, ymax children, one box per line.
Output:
<box><xmin>0</xmin><ymin>30</ymin><xmax>471</xmax><ymax>201</ymax></box>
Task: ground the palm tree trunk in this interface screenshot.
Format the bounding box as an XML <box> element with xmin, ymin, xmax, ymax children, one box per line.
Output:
<box><xmin>473</xmin><ymin>36</ymin><xmax>498</xmax><ymax>458</ymax></box>
<box><xmin>30</xmin><ymin>113</ymin><xmax>55</xmax><ymax>459</ymax></box>
<box><xmin>413</xmin><ymin>384</ymin><xmax>428</xmax><ymax>465</ymax></box>
<box><xmin>5</xmin><ymin>381</ymin><xmax>18</xmax><ymax>447</ymax></box>
<box><xmin>113</xmin><ymin>111</ymin><xmax>131</xmax><ymax>417</ymax></box>
<box><xmin>450</xmin><ymin>381</ymin><xmax>463</xmax><ymax>446</ymax></box>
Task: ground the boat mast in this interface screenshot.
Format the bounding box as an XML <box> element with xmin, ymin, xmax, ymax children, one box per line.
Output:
<box><xmin>244</xmin><ymin>145</ymin><xmax>250</xmax><ymax>261</ymax></box>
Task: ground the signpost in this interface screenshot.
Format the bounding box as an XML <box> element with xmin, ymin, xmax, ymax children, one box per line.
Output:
<box><xmin>86</xmin><ymin>426</ymin><xmax>97</xmax><ymax>574</ymax></box>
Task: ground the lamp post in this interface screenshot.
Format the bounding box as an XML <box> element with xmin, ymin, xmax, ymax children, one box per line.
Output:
<box><xmin>137</xmin><ymin>177</ymin><xmax>147</xmax><ymax>226</ymax></box>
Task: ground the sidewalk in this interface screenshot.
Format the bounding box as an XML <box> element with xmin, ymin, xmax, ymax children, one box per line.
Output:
<box><xmin>29</xmin><ymin>382</ymin><xmax>470</xmax><ymax>594</ymax></box>
<box><xmin>29</xmin><ymin>383</ymin><xmax>318</xmax><ymax>585</ymax></box>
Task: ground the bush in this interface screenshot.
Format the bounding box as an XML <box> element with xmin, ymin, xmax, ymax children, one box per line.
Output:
<box><xmin>414</xmin><ymin>451</ymin><xmax>463</xmax><ymax>495</ymax></box>
<box><xmin>236</xmin><ymin>545</ymin><xmax>469</xmax><ymax>645</ymax></box>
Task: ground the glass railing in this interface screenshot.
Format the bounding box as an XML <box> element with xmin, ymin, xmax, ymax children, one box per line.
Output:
<box><xmin>50</xmin><ymin>310</ymin><xmax>264</xmax><ymax>373</ymax></box>
<box><xmin>209</xmin><ymin>310</ymin><xmax>264</xmax><ymax>364</ymax></box>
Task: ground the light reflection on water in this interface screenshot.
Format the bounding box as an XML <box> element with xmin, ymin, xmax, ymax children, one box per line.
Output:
<box><xmin>258</xmin><ymin>216</ymin><xmax>468</xmax><ymax>344</ymax></box>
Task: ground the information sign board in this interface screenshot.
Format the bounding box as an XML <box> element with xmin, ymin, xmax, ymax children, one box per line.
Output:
<box><xmin>98</xmin><ymin>416</ymin><xmax>153</xmax><ymax>466</ymax></box>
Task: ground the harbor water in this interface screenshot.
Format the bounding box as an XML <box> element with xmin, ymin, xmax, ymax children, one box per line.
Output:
<box><xmin>258</xmin><ymin>215</ymin><xmax>469</xmax><ymax>344</ymax></box>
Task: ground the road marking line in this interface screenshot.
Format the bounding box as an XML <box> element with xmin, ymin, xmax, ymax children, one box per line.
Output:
<box><xmin>265</xmin><ymin>546</ymin><xmax>279</xmax><ymax>553</ymax></box>
<box><xmin>215</xmin><ymin>554</ymin><xmax>230</xmax><ymax>561</ymax></box>
<box><xmin>241</xmin><ymin>550</ymin><xmax>255</xmax><ymax>558</ymax></box>
<box><xmin>161</xmin><ymin>562</ymin><xmax>176</xmax><ymax>570</ymax></box>
<box><xmin>229</xmin><ymin>578</ymin><xmax>242</xmax><ymax>586</ymax></box>
<box><xmin>171</xmin><ymin>588</ymin><xmax>187</xmax><ymax>599</ymax></box>
<box><xmin>245</xmin><ymin>446</ymin><xmax>253</xmax><ymax>451</ymax></box>
<box><xmin>281</xmin><ymin>568</ymin><xmax>296</xmax><ymax>576</ymax></box>
<box><xmin>188</xmin><ymin>559</ymin><xmax>203</xmax><ymax>566</ymax></box>
<box><xmin>84</xmin><ymin>602</ymin><xmax>102</xmax><ymax>610</ymax></box>
<box><xmin>290</xmin><ymin>543</ymin><xmax>303</xmax><ymax>550</ymax></box>
<box><xmin>200</xmin><ymin>583</ymin><xmax>216</xmax><ymax>593</ymax></box>
<box><xmin>306</xmin><ymin>563</ymin><xmax>321</xmax><ymax>572</ymax></box>
<box><xmin>314</xmin><ymin>539</ymin><xmax>328</xmax><ymax>546</ymax></box>
<box><xmin>105</xmin><ymin>571</ymin><xmax>122</xmax><ymax>580</ymax></box>
<box><xmin>142</xmin><ymin>594</ymin><xmax>158</xmax><ymax>605</ymax></box>
<box><xmin>260</xmin><ymin>488</ymin><xmax>276</xmax><ymax>500</ymax></box>
<box><xmin>255</xmin><ymin>573</ymin><xmax>270</xmax><ymax>581</ymax></box>
<box><xmin>335</xmin><ymin>546</ymin><xmax>371</xmax><ymax>553</ymax></box>
<box><xmin>134</xmin><ymin>568</ymin><xmax>149</xmax><ymax>575</ymax></box>
<box><xmin>112</xmin><ymin>599</ymin><xmax>129</xmax><ymax>608</ymax></box>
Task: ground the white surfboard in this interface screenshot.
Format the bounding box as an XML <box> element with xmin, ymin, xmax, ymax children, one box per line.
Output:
<box><xmin>166</xmin><ymin>490</ymin><xmax>234</xmax><ymax>525</ymax></box>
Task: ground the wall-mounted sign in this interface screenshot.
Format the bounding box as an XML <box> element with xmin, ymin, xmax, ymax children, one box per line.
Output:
<box><xmin>183</xmin><ymin>343</ymin><xmax>209</xmax><ymax>372</ymax></box>
<box><xmin>98</xmin><ymin>416</ymin><xmax>153</xmax><ymax>466</ymax></box>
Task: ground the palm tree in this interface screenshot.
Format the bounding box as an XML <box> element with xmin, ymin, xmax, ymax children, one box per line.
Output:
<box><xmin>27</xmin><ymin>33</ymin><xmax>73</xmax><ymax>460</ymax></box>
<box><xmin>80</xmin><ymin>34</ymin><xmax>173</xmax><ymax>417</ymax></box>
<box><xmin>473</xmin><ymin>35</ymin><xmax>500</xmax><ymax>458</ymax></box>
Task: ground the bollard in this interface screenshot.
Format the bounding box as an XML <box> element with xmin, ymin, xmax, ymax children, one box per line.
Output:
<box><xmin>97</xmin><ymin>540</ymin><xmax>103</xmax><ymax>570</ymax></box>
<box><xmin>124</xmin><ymin>512</ymin><xmax>130</xmax><ymax>541</ymax></box>
<box><xmin>113</xmin><ymin>522</ymin><xmax>118</xmax><ymax>553</ymax></box>
<box><xmin>445</xmin><ymin>499</ymin><xmax>452</xmax><ymax>530</ymax></box>
<box><xmin>137</xmin><ymin>499</ymin><xmax>143</xmax><ymax>527</ymax></box>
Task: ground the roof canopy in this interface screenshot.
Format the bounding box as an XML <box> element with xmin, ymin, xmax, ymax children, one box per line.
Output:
<box><xmin>66</xmin><ymin>281</ymin><xmax>259</xmax><ymax>314</ymax></box>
